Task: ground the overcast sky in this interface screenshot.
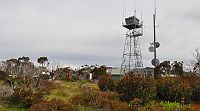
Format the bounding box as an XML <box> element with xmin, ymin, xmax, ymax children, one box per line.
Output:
<box><xmin>0</xmin><ymin>0</ymin><xmax>200</xmax><ymax>68</ymax></box>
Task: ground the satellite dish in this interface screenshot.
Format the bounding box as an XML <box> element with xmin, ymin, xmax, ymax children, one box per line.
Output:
<box><xmin>155</xmin><ymin>42</ymin><xmax>160</xmax><ymax>48</ymax></box>
<box><xmin>151</xmin><ymin>58</ymin><xmax>160</xmax><ymax>67</ymax></box>
<box><xmin>149</xmin><ymin>46</ymin><xmax>155</xmax><ymax>52</ymax></box>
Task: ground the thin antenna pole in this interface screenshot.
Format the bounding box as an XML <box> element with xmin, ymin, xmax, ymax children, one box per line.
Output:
<box><xmin>153</xmin><ymin>1</ymin><xmax>157</xmax><ymax>78</ymax></box>
<box><xmin>154</xmin><ymin>1</ymin><xmax>156</xmax><ymax>64</ymax></box>
<box><xmin>134</xmin><ymin>0</ymin><xmax>137</xmax><ymax>16</ymax></box>
<box><xmin>154</xmin><ymin>1</ymin><xmax>157</xmax><ymax>16</ymax></box>
<box><xmin>153</xmin><ymin>14</ymin><xmax>156</xmax><ymax>65</ymax></box>
<box><xmin>122</xmin><ymin>0</ymin><xmax>126</xmax><ymax>24</ymax></box>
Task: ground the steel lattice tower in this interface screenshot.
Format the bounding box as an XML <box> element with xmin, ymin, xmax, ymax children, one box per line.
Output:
<box><xmin>120</xmin><ymin>16</ymin><xmax>143</xmax><ymax>74</ymax></box>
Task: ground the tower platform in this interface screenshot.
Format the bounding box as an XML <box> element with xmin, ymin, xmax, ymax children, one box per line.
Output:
<box><xmin>123</xmin><ymin>16</ymin><xmax>142</xmax><ymax>30</ymax></box>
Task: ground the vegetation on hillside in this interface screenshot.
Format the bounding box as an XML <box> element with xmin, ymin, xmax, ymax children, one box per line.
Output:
<box><xmin>0</xmin><ymin>53</ymin><xmax>200</xmax><ymax>111</ymax></box>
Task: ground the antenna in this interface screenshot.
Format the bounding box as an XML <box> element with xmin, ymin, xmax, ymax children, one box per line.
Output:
<box><xmin>122</xmin><ymin>0</ymin><xmax>126</xmax><ymax>25</ymax></box>
<box><xmin>149</xmin><ymin>0</ymin><xmax>160</xmax><ymax>79</ymax></box>
<box><xmin>154</xmin><ymin>1</ymin><xmax>160</xmax><ymax>27</ymax></box>
<box><xmin>154</xmin><ymin>1</ymin><xmax>157</xmax><ymax>17</ymax></box>
<box><xmin>140</xmin><ymin>12</ymin><xmax>143</xmax><ymax>21</ymax></box>
<box><xmin>134</xmin><ymin>0</ymin><xmax>137</xmax><ymax>16</ymax></box>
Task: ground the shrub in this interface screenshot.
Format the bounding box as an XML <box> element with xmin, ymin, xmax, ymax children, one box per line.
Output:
<box><xmin>29</xmin><ymin>99</ymin><xmax>79</xmax><ymax>111</ymax></box>
<box><xmin>191</xmin><ymin>83</ymin><xmax>200</xmax><ymax>102</ymax></box>
<box><xmin>109</xmin><ymin>100</ymin><xmax>133</xmax><ymax>111</ymax></box>
<box><xmin>98</xmin><ymin>74</ymin><xmax>115</xmax><ymax>91</ymax></box>
<box><xmin>156</xmin><ymin>77</ymin><xmax>192</xmax><ymax>104</ymax></box>
<box><xmin>80</xmin><ymin>79</ymin><xmax>88</xmax><ymax>84</ymax></box>
<box><xmin>92</xmin><ymin>65</ymin><xmax>107</xmax><ymax>80</ymax></box>
<box><xmin>6</xmin><ymin>87</ymin><xmax>47</xmax><ymax>108</ymax></box>
<box><xmin>38</xmin><ymin>80</ymin><xmax>56</xmax><ymax>90</ymax></box>
<box><xmin>130</xmin><ymin>98</ymin><xmax>142</xmax><ymax>106</ymax></box>
<box><xmin>71</xmin><ymin>86</ymin><xmax>132</xmax><ymax>111</ymax></box>
<box><xmin>0</xmin><ymin>84</ymin><xmax>14</xmax><ymax>99</ymax></box>
<box><xmin>39</xmin><ymin>74</ymin><xmax>50</xmax><ymax>80</ymax></box>
<box><xmin>115</xmin><ymin>75</ymin><xmax>156</xmax><ymax>103</ymax></box>
<box><xmin>0</xmin><ymin>70</ymin><xmax>9</xmax><ymax>80</ymax></box>
<box><xmin>72</xmin><ymin>86</ymin><xmax>116</xmax><ymax>107</ymax></box>
<box><xmin>142</xmin><ymin>100</ymin><xmax>157</xmax><ymax>111</ymax></box>
<box><xmin>187</xmin><ymin>76</ymin><xmax>200</xmax><ymax>103</ymax></box>
<box><xmin>160</xmin><ymin>101</ymin><xmax>191</xmax><ymax>111</ymax></box>
<box><xmin>129</xmin><ymin>98</ymin><xmax>142</xmax><ymax>110</ymax></box>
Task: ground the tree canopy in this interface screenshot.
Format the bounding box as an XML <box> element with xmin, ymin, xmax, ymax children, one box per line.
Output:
<box><xmin>37</xmin><ymin>57</ymin><xmax>49</xmax><ymax>67</ymax></box>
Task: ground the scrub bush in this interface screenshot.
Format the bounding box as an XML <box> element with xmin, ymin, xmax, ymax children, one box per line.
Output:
<box><xmin>98</xmin><ymin>74</ymin><xmax>115</xmax><ymax>91</ymax></box>
<box><xmin>156</xmin><ymin>77</ymin><xmax>192</xmax><ymax>104</ymax></box>
<box><xmin>160</xmin><ymin>101</ymin><xmax>191</xmax><ymax>111</ymax></box>
<box><xmin>6</xmin><ymin>88</ymin><xmax>46</xmax><ymax>108</ymax></box>
<box><xmin>187</xmin><ymin>76</ymin><xmax>200</xmax><ymax>103</ymax></box>
<box><xmin>30</xmin><ymin>99</ymin><xmax>79</xmax><ymax>111</ymax></box>
<box><xmin>0</xmin><ymin>70</ymin><xmax>9</xmax><ymax>80</ymax></box>
<box><xmin>115</xmin><ymin>75</ymin><xmax>156</xmax><ymax>103</ymax></box>
<box><xmin>71</xmin><ymin>86</ymin><xmax>132</xmax><ymax>111</ymax></box>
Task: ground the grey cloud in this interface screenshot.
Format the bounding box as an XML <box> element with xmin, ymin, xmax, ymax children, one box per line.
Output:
<box><xmin>184</xmin><ymin>11</ymin><xmax>200</xmax><ymax>22</ymax></box>
<box><xmin>0</xmin><ymin>0</ymin><xmax>200</xmax><ymax>68</ymax></box>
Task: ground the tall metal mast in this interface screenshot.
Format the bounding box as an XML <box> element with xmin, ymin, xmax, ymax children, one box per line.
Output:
<box><xmin>149</xmin><ymin>2</ymin><xmax>160</xmax><ymax>78</ymax></box>
<box><xmin>153</xmin><ymin>12</ymin><xmax>157</xmax><ymax>78</ymax></box>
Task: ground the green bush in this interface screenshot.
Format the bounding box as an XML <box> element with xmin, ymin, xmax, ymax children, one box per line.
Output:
<box><xmin>98</xmin><ymin>74</ymin><xmax>115</xmax><ymax>91</ymax></box>
<box><xmin>142</xmin><ymin>100</ymin><xmax>156</xmax><ymax>111</ymax></box>
<box><xmin>115</xmin><ymin>75</ymin><xmax>156</xmax><ymax>103</ymax></box>
<box><xmin>156</xmin><ymin>77</ymin><xmax>192</xmax><ymax>104</ymax></box>
<box><xmin>29</xmin><ymin>99</ymin><xmax>79</xmax><ymax>111</ymax></box>
<box><xmin>160</xmin><ymin>101</ymin><xmax>191</xmax><ymax>111</ymax></box>
<box><xmin>80</xmin><ymin>79</ymin><xmax>88</xmax><ymax>84</ymax></box>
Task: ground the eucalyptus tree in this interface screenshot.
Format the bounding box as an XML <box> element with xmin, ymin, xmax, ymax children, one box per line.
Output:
<box><xmin>171</xmin><ymin>61</ymin><xmax>184</xmax><ymax>76</ymax></box>
<box><xmin>5</xmin><ymin>58</ymin><xmax>20</xmax><ymax>76</ymax></box>
<box><xmin>37</xmin><ymin>57</ymin><xmax>49</xmax><ymax>68</ymax></box>
<box><xmin>18</xmin><ymin>56</ymin><xmax>35</xmax><ymax>76</ymax></box>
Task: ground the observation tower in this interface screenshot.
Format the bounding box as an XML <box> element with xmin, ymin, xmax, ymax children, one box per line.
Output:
<box><xmin>120</xmin><ymin>15</ymin><xmax>143</xmax><ymax>74</ymax></box>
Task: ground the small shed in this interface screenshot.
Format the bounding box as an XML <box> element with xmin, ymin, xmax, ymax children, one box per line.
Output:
<box><xmin>107</xmin><ymin>67</ymin><xmax>124</xmax><ymax>80</ymax></box>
